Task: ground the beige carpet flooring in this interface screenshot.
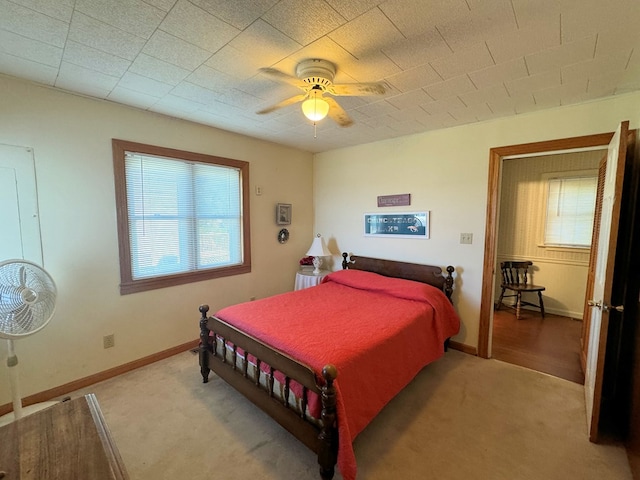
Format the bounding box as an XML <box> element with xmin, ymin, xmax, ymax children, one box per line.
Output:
<box><xmin>64</xmin><ymin>349</ymin><xmax>632</xmax><ymax>480</ymax></box>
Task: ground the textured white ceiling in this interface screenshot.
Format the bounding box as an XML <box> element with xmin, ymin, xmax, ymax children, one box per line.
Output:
<box><xmin>2</xmin><ymin>0</ymin><xmax>639</xmax><ymax>153</ymax></box>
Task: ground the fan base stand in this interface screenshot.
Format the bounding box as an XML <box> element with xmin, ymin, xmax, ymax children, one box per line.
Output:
<box><xmin>0</xmin><ymin>400</ymin><xmax>59</xmax><ymax>427</ymax></box>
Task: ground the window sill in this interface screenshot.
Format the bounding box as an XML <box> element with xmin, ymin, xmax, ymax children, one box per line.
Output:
<box><xmin>537</xmin><ymin>244</ymin><xmax>591</xmax><ymax>254</ymax></box>
<box><xmin>120</xmin><ymin>264</ymin><xmax>251</xmax><ymax>295</ymax></box>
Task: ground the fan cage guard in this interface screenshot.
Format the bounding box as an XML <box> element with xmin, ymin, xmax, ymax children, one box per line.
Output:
<box><xmin>0</xmin><ymin>259</ymin><xmax>57</xmax><ymax>339</ymax></box>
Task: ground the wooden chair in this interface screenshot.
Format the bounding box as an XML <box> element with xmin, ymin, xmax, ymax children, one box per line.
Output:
<box><xmin>496</xmin><ymin>261</ymin><xmax>546</xmax><ymax>320</ymax></box>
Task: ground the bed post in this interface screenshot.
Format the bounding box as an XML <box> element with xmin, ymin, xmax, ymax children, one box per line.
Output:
<box><xmin>341</xmin><ymin>252</ymin><xmax>349</xmax><ymax>270</ymax></box>
<box><xmin>443</xmin><ymin>266</ymin><xmax>455</xmax><ymax>352</ymax></box>
<box><xmin>444</xmin><ymin>266</ymin><xmax>454</xmax><ymax>302</ymax></box>
<box><xmin>318</xmin><ymin>364</ymin><xmax>338</xmax><ymax>480</ymax></box>
<box><xmin>199</xmin><ymin>304</ymin><xmax>212</xmax><ymax>383</ymax></box>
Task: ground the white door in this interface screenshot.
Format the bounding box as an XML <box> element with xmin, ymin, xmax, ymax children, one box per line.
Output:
<box><xmin>0</xmin><ymin>144</ymin><xmax>43</xmax><ymax>264</ymax></box>
<box><xmin>584</xmin><ymin>121</ymin><xmax>628</xmax><ymax>441</ymax></box>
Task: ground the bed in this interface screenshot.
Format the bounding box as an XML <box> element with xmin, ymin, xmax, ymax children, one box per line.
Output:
<box><xmin>198</xmin><ymin>253</ymin><xmax>459</xmax><ymax>480</ymax></box>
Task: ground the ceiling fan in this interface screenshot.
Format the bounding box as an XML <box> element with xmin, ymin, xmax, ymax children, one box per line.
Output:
<box><xmin>256</xmin><ymin>59</ymin><xmax>387</xmax><ymax>127</ymax></box>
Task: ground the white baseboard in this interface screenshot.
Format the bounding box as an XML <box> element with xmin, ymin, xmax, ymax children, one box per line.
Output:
<box><xmin>545</xmin><ymin>307</ymin><xmax>583</xmax><ymax>320</ymax></box>
<box><xmin>505</xmin><ymin>304</ymin><xmax>583</xmax><ymax>320</ymax></box>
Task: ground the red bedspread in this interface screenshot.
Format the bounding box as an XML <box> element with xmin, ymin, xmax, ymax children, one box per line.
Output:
<box><xmin>214</xmin><ymin>269</ymin><xmax>460</xmax><ymax>480</ymax></box>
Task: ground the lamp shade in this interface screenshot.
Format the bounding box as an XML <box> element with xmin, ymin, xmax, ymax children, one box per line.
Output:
<box><xmin>305</xmin><ymin>234</ymin><xmax>331</xmax><ymax>257</ymax></box>
<box><xmin>301</xmin><ymin>91</ymin><xmax>329</xmax><ymax>122</ymax></box>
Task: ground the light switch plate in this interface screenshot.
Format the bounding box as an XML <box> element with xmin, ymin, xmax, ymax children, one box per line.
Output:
<box><xmin>460</xmin><ymin>233</ymin><xmax>473</xmax><ymax>244</ymax></box>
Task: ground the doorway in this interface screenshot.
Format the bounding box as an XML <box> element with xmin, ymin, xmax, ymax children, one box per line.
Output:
<box><xmin>490</xmin><ymin>148</ymin><xmax>606</xmax><ymax>383</ymax></box>
<box><xmin>478</xmin><ymin>126</ymin><xmax>639</xmax><ymax>474</ymax></box>
<box><xmin>477</xmin><ymin>132</ymin><xmax>614</xmax><ymax>360</ymax></box>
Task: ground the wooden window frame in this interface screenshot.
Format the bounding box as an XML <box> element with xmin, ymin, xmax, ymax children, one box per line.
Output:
<box><xmin>112</xmin><ymin>139</ymin><xmax>251</xmax><ymax>295</ymax></box>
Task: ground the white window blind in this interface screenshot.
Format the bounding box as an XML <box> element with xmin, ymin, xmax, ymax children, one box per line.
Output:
<box><xmin>125</xmin><ymin>153</ymin><xmax>242</xmax><ymax>280</ymax></box>
<box><xmin>544</xmin><ymin>175</ymin><xmax>597</xmax><ymax>247</ymax></box>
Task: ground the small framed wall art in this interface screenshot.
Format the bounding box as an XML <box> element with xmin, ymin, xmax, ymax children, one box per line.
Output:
<box><xmin>277</xmin><ymin>228</ymin><xmax>290</xmax><ymax>243</ymax></box>
<box><xmin>276</xmin><ymin>203</ymin><xmax>292</xmax><ymax>225</ymax></box>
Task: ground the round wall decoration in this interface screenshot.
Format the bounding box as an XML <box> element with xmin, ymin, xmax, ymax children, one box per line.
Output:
<box><xmin>278</xmin><ymin>228</ymin><xmax>289</xmax><ymax>244</ymax></box>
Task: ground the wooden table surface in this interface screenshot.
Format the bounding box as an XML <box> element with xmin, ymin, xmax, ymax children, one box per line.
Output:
<box><xmin>0</xmin><ymin>394</ymin><xmax>129</xmax><ymax>480</ymax></box>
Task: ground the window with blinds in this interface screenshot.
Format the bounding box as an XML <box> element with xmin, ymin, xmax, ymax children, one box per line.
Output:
<box><xmin>543</xmin><ymin>173</ymin><xmax>598</xmax><ymax>248</ymax></box>
<box><xmin>112</xmin><ymin>140</ymin><xmax>250</xmax><ymax>294</ymax></box>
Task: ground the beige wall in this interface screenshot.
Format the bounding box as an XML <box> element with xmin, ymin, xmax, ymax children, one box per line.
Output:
<box><xmin>3</xmin><ymin>72</ymin><xmax>640</xmax><ymax>405</ymax></box>
<box><xmin>0</xmin><ymin>75</ymin><xmax>314</xmax><ymax>406</ymax></box>
<box><xmin>313</xmin><ymin>92</ymin><xmax>640</xmax><ymax>350</ymax></box>
<box><xmin>496</xmin><ymin>151</ymin><xmax>604</xmax><ymax>319</ymax></box>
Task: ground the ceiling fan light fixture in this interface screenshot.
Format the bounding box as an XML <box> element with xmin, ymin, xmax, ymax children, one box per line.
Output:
<box><xmin>301</xmin><ymin>94</ymin><xmax>329</xmax><ymax>122</ymax></box>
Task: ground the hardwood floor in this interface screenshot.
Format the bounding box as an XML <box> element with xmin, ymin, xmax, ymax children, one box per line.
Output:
<box><xmin>492</xmin><ymin>308</ymin><xmax>585</xmax><ymax>384</ymax></box>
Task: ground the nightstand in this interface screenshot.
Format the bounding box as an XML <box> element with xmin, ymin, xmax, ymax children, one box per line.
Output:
<box><xmin>294</xmin><ymin>270</ymin><xmax>329</xmax><ymax>290</ymax></box>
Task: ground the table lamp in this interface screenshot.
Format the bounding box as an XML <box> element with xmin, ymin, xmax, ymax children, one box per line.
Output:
<box><xmin>305</xmin><ymin>234</ymin><xmax>331</xmax><ymax>274</ymax></box>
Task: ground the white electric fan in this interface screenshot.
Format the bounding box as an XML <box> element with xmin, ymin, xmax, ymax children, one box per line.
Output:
<box><xmin>0</xmin><ymin>259</ymin><xmax>57</xmax><ymax>425</ymax></box>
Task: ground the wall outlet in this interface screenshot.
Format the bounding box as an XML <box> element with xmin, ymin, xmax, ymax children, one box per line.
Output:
<box><xmin>103</xmin><ymin>334</ymin><xmax>115</xmax><ymax>349</ymax></box>
<box><xmin>460</xmin><ymin>233</ymin><xmax>473</xmax><ymax>244</ymax></box>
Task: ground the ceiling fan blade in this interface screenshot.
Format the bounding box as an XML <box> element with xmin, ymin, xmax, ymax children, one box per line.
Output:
<box><xmin>324</xmin><ymin>97</ymin><xmax>353</xmax><ymax>127</ymax></box>
<box><xmin>256</xmin><ymin>94</ymin><xmax>307</xmax><ymax>115</ymax></box>
<box><xmin>258</xmin><ymin>67</ymin><xmax>307</xmax><ymax>89</ymax></box>
<box><xmin>329</xmin><ymin>82</ymin><xmax>387</xmax><ymax>96</ymax></box>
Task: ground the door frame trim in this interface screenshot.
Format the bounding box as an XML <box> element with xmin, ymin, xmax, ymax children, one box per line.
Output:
<box><xmin>478</xmin><ymin>132</ymin><xmax>614</xmax><ymax>358</ymax></box>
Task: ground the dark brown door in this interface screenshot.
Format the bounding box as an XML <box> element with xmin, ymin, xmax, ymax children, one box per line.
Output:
<box><xmin>623</xmin><ymin>133</ymin><xmax>640</xmax><ymax>478</ymax></box>
<box><xmin>628</xmin><ymin>300</ymin><xmax>640</xmax><ymax>478</ymax></box>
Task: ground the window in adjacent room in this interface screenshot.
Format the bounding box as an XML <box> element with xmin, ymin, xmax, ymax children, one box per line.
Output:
<box><xmin>112</xmin><ymin>139</ymin><xmax>250</xmax><ymax>294</ymax></box>
<box><xmin>542</xmin><ymin>170</ymin><xmax>598</xmax><ymax>249</ymax></box>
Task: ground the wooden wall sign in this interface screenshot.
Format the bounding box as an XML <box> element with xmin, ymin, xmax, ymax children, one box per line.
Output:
<box><xmin>377</xmin><ymin>193</ymin><xmax>411</xmax><ymax>207</ymax></box>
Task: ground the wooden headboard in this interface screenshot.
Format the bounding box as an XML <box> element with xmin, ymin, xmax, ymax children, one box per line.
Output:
<box><xmin>341</xmin><ymin>252</ymin><xmax>455</xmax><ymax>301</ymax></box>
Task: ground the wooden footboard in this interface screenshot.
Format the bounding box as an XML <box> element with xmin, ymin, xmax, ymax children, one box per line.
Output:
<box><xmin>198</xmin><ymin>305</ymin><xmax>339</xmax><ymax>480</ymax></box>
